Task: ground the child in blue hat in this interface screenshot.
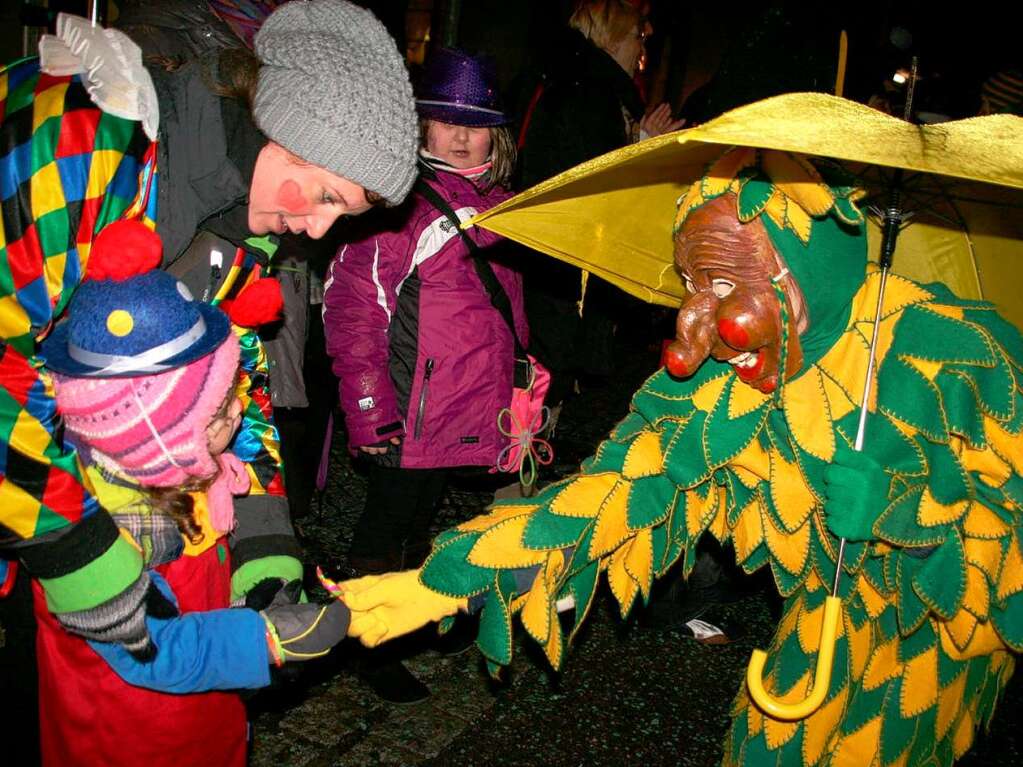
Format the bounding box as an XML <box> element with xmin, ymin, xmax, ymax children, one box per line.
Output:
<box><xmin>37</xmin><ymin>221</ymin><xmax>349</xmax><ymax>767</ymax></box>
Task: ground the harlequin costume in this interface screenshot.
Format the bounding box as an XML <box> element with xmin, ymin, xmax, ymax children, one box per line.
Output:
<box><xmin>383</xmin><ymin>149</ymin><xmax>1022</xmax><ymax>765</ymax></box>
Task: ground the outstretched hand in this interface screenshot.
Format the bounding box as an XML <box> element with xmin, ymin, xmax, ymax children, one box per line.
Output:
<box><xmin>318</xmin><ymin>568</ymin><xmax>465</xmax><ymax>648</ymax></box>
<box><xmin>640</xmin><ymin>103</ymin><xmax>686</xmax><ymax>138</ymax></box>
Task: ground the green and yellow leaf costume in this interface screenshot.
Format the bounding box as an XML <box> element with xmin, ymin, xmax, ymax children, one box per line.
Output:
<box><xmin>422</xmin><ymin>149</ymin><xmax>1022</xmax><ymax>766</ymax></box>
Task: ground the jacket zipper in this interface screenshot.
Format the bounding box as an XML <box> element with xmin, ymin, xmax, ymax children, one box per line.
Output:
<box><xmin>414</xmin><ymin>358</ymin><xmax>434</xmax><ymax>439</ymax></box>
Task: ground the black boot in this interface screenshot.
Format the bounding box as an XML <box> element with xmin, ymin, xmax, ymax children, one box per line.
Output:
<box><xmin>354</xmin><ymin>648</ymin><xmax>430</xmax><ymax>704</ymax></box>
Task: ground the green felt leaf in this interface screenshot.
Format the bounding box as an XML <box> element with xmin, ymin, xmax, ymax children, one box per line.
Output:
<box><xmin>835</xmin><ymin>410</ymin><xmax>927</xmax><ymax>478</ymax></box>
<box><xmin>664</xmin><ymin>410</ymin><xmax>711</xmax><ymax>487</ymax></box>
<box><xmin>704</xmin><ymin>377</ymin><xmax>769</xmax><ymax>468</ymax></box>
<box><xmin>877</xmin><ymin>357</ymin><xmax>949</xmax><ymax>443</ymax></box>
<box><xmin>935</xmin><ymin>370</ymin><xmax>987</xmax><ymax>447</ymax></box>
<box><xmin>875</xmin><ymin>485</ymin><xmax>949</xmax><ymax>547</ymax></box>
<box><xmin>773</xmin><ymin>624</ymin><xmax>811</xmax><ymax>693</ymax></box>
<box><xmin>420</xmin><ymin>533</ymin><xmax>492</xmax><ymax>597</ymax></box>
<box><xmin>564</xmin><ymin>561</ymin><xmax>600</xmax><ymax>642</ymax></box>
<box><xmin>736</xmin><ymin>175</ymin><xmax>775</xmax><ymax>222</ymax></box>
<box><xmin>907</xmin><ymin>707</ymin><xmax>939</xmax><ymax>766</ymax></box>
<box><xmin>947</xmin><ymin>348</ymin><xmax>1016</xmax><ymax>422</ymax></box>
<box><xmin>437</xmin><ymin>615</ymin><xmax>455</xmax><ymax>635</ymax></box>
<box><xmin>999</xmin><ymin>475</ymin><xmax>1023</xmax><ymax>508</ymax></box>
<box><xmin>608</xmin><ymin>410</ymin><xmax>652</xmax><ymax>443</ymax></box>
<box><xmin>964</xmin><ymin>308</ymin><xmax>1023</xmax><ymax>371</ymax></box>
<box><xmin>626</xmin><ymin>474</ymin><xmax>677</xmax><ymax>531</ymax></box>
<box><xmin>991</xmin><ymin>582</ymin><xmax>1023</xmax><ymax>651</ymax></box>
<box><xmin>586</xmin><ymin>438</ymin><xmax>629</xmax><ymax>474</ymax></box>
<box><xmin>726</xmin><ymin>474</ymin><xmax>757</xmax><ymax>528</ymax></box>
<box><xmin>924</xmin><ymin>442</ymin><xmax>971</xmax><ymax>505</ymax></box>
<box><xmin>896</xmin><ymin>554</ymin><xmax>930</xmax><ymax>636</ymax></box>
<box><xmin>522</xmin><ymin>507</ymin><xmax>592</xmax><ymax>550</ymax></box>
<box><xmin>477</xmin><ymin>585</ymin><xmax>512</xmax><ymax>666</ymax></box>
<box><xmin>682</xmin><ymin>535</ymin><xmax>699</xmax><ymax>577</ymax></box>
<box><xmin>844</xmin><ymin>680</ymin><xmax>892</xmax><ymax>736</ymax></box>
<box><xmin>766</xmin><ymin>409</ymin><xmax>797</xmax><ymax>462</ymax></box>
<box><xmin>899</xmin><ymin>606</ymin><xmax>937</xmax><ymax>663</ymax></box>
<box><xmin>650</xmin><ymin>524</ymin><xmax>670</xmax><ymax>575</ymax></box>
<box><xmin>770</xmin><ymin>555</ymin><xmax>806</xmax><ymax>597</ymax></box>
<box><xmin>740</xmin><ymin>543</ymin><xmax>770</xmax><ymax>574</ymax></box>
<box><xmin>883</xmin><ymin>549</ymin><xmax>899</xmax><ymax>593</ymax></box>
<box><xmin>485</xmin><ymin>659</ymin><xmax>503</xmax><ymax>680</ymax></box>
<box><xmin>890</xmin><ymin>304</ymin><xmax>996</xmax><ymax>367</ymax></box>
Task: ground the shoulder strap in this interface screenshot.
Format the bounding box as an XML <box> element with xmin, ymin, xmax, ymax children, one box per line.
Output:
<box><xmin>414</xmin><ymin>176</ymin><xmax>527</xmax><ymax>358</ymax></box>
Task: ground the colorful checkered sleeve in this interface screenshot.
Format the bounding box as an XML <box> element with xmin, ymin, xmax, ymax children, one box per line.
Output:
<box><xmin>0</xmin><ymin>58</ymin><xmax>157</xmax><ymax>579</ymax></box>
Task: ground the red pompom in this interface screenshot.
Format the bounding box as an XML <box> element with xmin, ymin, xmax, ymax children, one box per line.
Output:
<box><xmin>86</xmin><ymin>220</ymin><xmax>163</xmax><ymax>281</ymax></box>
<box><xmin>227</xmin><ymin>278</ymin><xmax>284</xmax><ymax>328</ymax></box>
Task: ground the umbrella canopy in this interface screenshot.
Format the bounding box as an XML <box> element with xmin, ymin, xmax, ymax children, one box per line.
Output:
<box><xmin>470</xmin><ymin>93</ymin><xmax>1023</xmax><ymax>326</ymax></box>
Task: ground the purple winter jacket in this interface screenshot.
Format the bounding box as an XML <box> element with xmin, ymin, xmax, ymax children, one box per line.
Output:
<box><xmin>322</xmin><ymin>168</ymin><xmax>528</xmax><ymax>469</ymax></box>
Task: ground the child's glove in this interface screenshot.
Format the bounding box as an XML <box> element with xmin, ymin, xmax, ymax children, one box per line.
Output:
<box><xmin>823</xmin><ymin>442</ymin><xmax>888</xmax><ymax>541</ymax></box>
<box><xmin>321</xmin><ymin>568</ymin><xmax>466</xmax><ymax>648</ymax></box>
<box><xmin>262</xmin><ymin>601</ymin><xmax>350</xmax><ymax>665</ymax></box>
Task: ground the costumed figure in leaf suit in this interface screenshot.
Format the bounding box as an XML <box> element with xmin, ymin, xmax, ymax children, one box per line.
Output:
<box><xmin>329</xmin><ymin>148</ymin><xmax>1023</xmax><ymax>766</ymax></box>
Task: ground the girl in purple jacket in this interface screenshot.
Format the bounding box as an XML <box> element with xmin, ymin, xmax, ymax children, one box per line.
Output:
<box><xmin>322</xmin><ymin>48</ymin><xmax>526</xmax><ymax>701</ymax></box>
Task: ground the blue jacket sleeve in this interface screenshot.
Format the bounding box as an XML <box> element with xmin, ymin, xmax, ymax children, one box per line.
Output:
<box><xmin>90</xmin><ymin>572</ymin><xmax>271</xmax><ymax>693</ymax></box>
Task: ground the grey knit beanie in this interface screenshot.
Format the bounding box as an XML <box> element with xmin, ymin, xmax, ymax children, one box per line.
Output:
<box><xmin>253</xmin><ymin>0</ymin><xmax>418</xmax><ymax>205</ymax></box>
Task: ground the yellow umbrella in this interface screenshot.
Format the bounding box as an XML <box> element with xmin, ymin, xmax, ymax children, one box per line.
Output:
<box><xmin>470</xmin><ymin>92</ymin><xmax>1023</xmax><ymax>327</ymax></box>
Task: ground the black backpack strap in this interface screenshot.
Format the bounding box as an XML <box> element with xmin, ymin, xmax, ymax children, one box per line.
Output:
<box><xmin>414</xmin><ymin>176</ymin><xmax>527</xmax><ymax>360</ymax></box>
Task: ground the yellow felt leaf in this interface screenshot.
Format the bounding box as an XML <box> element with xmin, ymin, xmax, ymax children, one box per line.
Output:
<box><xmin>961</xmin><ymin>565</ymin><xmax>990</xmax><ymax>620</ymax></box>
<box><xmin>816</xmin><ymin>331</ymin><xmax>871</xmax><ymax>417</ymax></box>
<box><xmin>769</xmin><ymin>449</ymin><xmax>817</xmax><ymax>532</ymax></box>
<box><xmin>899</xmin><ymin>645</ymin><xmax>938</xmax><ymax>718</ymax></box>
<box><xmin>519</xmin><ymin>564</ymin><xmax>551</xmax><ymax>645</ymax></box>
<box><xmin>732</xmin><ymin>439</ymin><xmax>771</xmax><ymax>485</ymax></box>
<box><xmin>588</xmin><ymin>480</ymin><xmax>632</xmax><ymax>560</ymax></box>
<box><xmin>731</xmin><ymin>499</ymin><xmax>764</xmax><ymax>562</ymax></box>
<box><xmin>707</xmin><ymin>485</ymin><xmax>729</xmax><ymax>540</ymax></box>
<box><xmin>774</xmin><ymin>592</ymin><xmax>803</xmax><ymax>647</ymax></box>
<box><xmin>802</xmin><ymin>687</ymin><xmax>849</xmax><ymax>766</ymax></box>
<box><xmin>996</xmin><ymin>534</ymin><xmax>1023</xmax><ymax>600</ymax></box>
<box><xmin>607</xmin><ymin>542</ymin><xmax>639</xmax><ymax>616</ymax></box>
<box><xmin>684</xmin><ymin>488</ymin><xmax>708</xmax><ymax>540</ymax></box>
<box><xmin>763</xmin><ymin>189</ymin><xmax>787</xmax><ymax>231</ymax></box>
<box><xmin>544</xmin><ymin>605</ymin><xmax>563</xmax><ymax>669</ymax></box>
<box><xmin>907</xmin><ymin>357</ymin><xmax>942</xmax><ymax>382</ymax></box>
<box><xmin>831</xmin><ymin>716</ymin><xmax>881</xmax><ymax>767</ymax></box>
<box><xmin>916</xmin><ymin>487</ymin><xmax>970</xmax><ymax>527</ymax></box>
<box><xmin>783</xmin><ymin>195</ymin><xmax>813</xmax><ymax>243</ymax></box>
<box><xmin>944</xmin><ymin>618</ymin><xmax>1006</xmax><ymax>660</ymax></box>
<box><xmin>727</xmin><ymin>380</ymin><xmax>771</xmax><ymax>419</ymax></box>
<box><xmin>763</xmin><ymin>670</ymin><xmax>811</xmax><ymax>749</ymax></box>
<box><xmin>747</xmin><ymin>697</ymin><xmax>765</xmax><ymax>738</ymax></box>
<box><xmin>550</xmin><ymin>473</ymin><xmax>618</xmax><ymax>518</ymax></box>
<box><xmin>963</xmin><ymin>537</ymin><xmax>1004</xmax><ymax>584</ymax></box>
<box><xmin>952</xmin><ymin>709</ymin><xmax>975</xmax><ymax>760</ymax></box>
<box><xmin>702</xmin><ymin>147</ymin><xmax>756</xmax><ymax>197</ymax></box>
<box><xmin>937</xmin><ymin>671</ymin><xmax>968</xmax><ymax>741</ymax></box>
<box><xmin>691</xmin><ymin>373</ymin><xmax>729</xmax><ymax>413</ymax></box>
<box><xmin>959</xmin><ymin>446</ymin><xmax>1011</xmax><ymax>487</ymax></box>
<box><xmin>845</xmin><ymin>612</ymin><xmax>872</xmax><ymax>681</ymax></box>
<box><xmin>622</xmin><ymin>430</ymin><xmax>663</xmax><ymax>479</ymax></box>
<box><xmin>797</xmin><ymin>599</ymin><xmax>842</xmax><ymax>655</ymax></box>
<box><xmin>985</xmin><ymin>419</ymin><xmax>1023</xmax><ymax>475</ymax></box>
<box><xmin>962</xmin><ymin>502</ymin><xmax>1011</xmax><ymax>539</ymax></box>
<box><xmin>820</xmin><ymin>368</ymin><xmax>857</xmax><ymax>423</ymax></box>
<box><xmin>863</xmin><ymin>637</ymin><xmax>901</xmax><ymax>691</ymax></box>
<box><xmin>763</xmin><ymin>513</ymin><xmax>810</xmax><ymax>576</ymax></box>
<box><xmin>624</xmin><ymin>528</ymin><xmax>654</xmax><ymax>599</ymax></box>
<box><xmin>783</xmin><ymin>367</ymin><xmax>836</xmax><ymax>461</ymax></box>
<box><xmin>673</xmin><ymin>184</ymin><xmax>705</xmax><ymax>231</ymax></box>
<box><xmin>857</xmin><ymin>572</ymin><xmax>889</xmax><ymax>619</ymax></box>
<box><xmin>944</xmin><ymin>608</ymin><xmax>978</xmax><ymax>652</ymax></box>
<box><xmin>468</xmin><ymin>515</ymin><xmax>547</xmax><ymax>569</ymax></box>
<box><xmin>925</xmin><ymin>303</ymin><xmax>964</xmax><ymax>321</ymax></box>
<box><xmin>762</xmin><ymin>151</ymin><xmax>834</xmax><ymax>216</ymax></box>
<box><xmin>457</xmin><ymin>504</ymin><xmax>538</xmax><ymax>533</ymax></box>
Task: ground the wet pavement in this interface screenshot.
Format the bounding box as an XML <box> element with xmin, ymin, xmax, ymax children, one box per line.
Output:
<box><xmin>249</xmin><ymin>336</ymin><xmax>1022</xmax><ymax>767</ymax></box>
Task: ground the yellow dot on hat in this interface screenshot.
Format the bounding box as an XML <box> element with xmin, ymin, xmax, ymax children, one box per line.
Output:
<box><xmin>107</xmin><ymin>309</ymin><xmax>134</xmax><ymax>337</ymax></box>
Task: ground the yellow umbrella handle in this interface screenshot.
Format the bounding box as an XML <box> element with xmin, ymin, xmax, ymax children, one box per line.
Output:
<box><xmin>746</xmin><ymin>595</ymin><xmax>842</xmax><ymax>721</ymax></box>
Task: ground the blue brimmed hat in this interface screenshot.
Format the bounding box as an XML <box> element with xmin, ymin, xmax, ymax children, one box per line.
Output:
<box><xmin>42</xmin><ymin>224</ymin><xmax>229</xmax><ymax>378</ymax></box>
<box><xmin>416</xmin><ymin>47</ymin><xmax>508</xmax><ymax>128</ymax></box>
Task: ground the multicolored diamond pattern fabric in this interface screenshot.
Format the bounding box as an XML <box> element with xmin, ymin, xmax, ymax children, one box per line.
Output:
<box><xmin>0</xmin><ymin>57</ymin><xmax>157</xmax><ymax>544</ymax></box>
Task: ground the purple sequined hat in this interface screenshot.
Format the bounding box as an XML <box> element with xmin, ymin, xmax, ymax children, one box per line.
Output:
<box><xmin>416</xmin><ymin>47</ymin><xmax>508</xmax><ymax>127</ymax></box>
